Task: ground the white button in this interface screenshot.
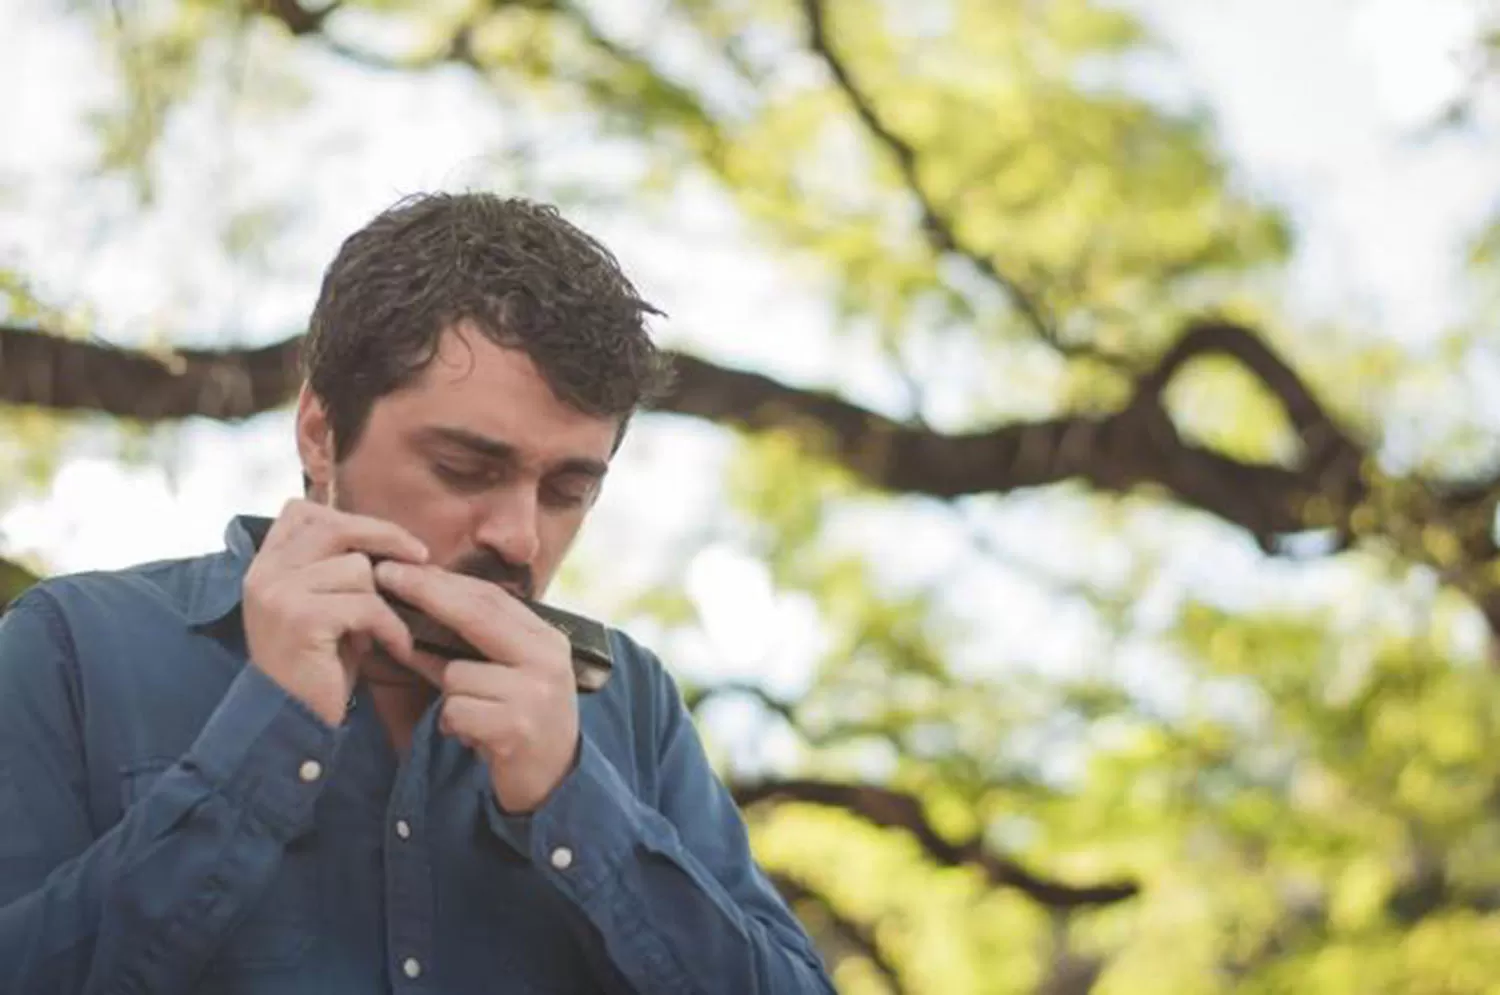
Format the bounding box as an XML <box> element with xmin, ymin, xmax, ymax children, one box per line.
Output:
<box><xmin>298</xmin><ymin>759</ymin><xmax>322</xmax><ymax>783</ymax></box>
<box><xmin>395</xmin><ymin>819</ymin><xmax>411</xmax><ymax>840</ymax></box>
<box><xmin>550</xmin><ymin>846</ymin><xmax>574</xmax><ymax>870</ymax></box>
<box><xmin>402</xmin><ymin>956</ymin><xmax>422</xmax><ymax>979</ymax></box>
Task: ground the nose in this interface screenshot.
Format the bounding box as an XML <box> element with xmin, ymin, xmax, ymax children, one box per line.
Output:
<box><xmin>473</xmin><ymin>485</ymin><xmax>542</xmax><ymax>571</ymax></box>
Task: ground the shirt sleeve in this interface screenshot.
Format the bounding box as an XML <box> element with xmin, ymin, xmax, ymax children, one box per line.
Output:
<box><xmin>0</xmin><ymin>589</ymin><xmax>347</xmax><ymax>995</ymax></box>
<box><xmin>485</xmin><ymin>649</ymin><xmax>837</xmax><ymax>994</ymax></box>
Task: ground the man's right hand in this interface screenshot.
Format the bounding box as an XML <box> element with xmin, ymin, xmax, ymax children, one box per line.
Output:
<box><xmin>242</xmin><ymin>499</ymin><xmax>429</xmax><ymax>727</ymax></box>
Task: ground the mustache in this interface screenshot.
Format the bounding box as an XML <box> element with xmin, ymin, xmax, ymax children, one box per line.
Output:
<box><xmin>447</xmin><ymin>550</ymin><xmax>535</xmax><ymax>601</ymax></box>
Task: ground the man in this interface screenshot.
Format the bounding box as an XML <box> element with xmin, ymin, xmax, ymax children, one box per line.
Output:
<box><xmin>0</xmin><ymin>193</ymin><xmax>837</xmax><ymax>994</ymax></box>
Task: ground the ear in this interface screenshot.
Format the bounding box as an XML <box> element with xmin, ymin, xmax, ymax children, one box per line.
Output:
<box><xmin>295</xmin><ymin>385</ymin><xmax>336</xmax><ymax>495</ymax></box>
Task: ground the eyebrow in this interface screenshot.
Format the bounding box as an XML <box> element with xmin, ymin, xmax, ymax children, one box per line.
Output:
<box><xmin>416</xmin><ymin>425</ymin><xmax>609</xmax><ymax>479</ymax></box>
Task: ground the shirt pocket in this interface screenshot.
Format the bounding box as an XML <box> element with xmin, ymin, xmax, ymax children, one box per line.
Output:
<box><xmin>120</xmin><ymin>757</ymin><xmax>321</xmax><ymax>972</ymax></box>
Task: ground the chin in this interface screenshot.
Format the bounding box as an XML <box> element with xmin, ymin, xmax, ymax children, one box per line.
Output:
<box><xmin>364</xmin><ymin>645</ymin><xmax>448</xmax><ymax>690</ymax></box>
<box><xmin>406</xmin><ymin>650</ymin><xmax>452</xmax><ymax>688</ymax></box>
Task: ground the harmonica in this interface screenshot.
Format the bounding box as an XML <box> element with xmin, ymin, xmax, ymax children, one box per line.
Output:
<box><xmin>382</xmin><ymin>592</ymin><xmax>613</xmax><ymax>693</ymax></box>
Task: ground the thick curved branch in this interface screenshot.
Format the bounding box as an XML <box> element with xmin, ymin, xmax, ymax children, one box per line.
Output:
<box><xmin>0</xmin><ymin>325</ymin><xmax>301</xmax><ymax>422</ymax></box>
<box><xmin>665</xmin><ymin>334</ymin><xmax>1323</xmax><ymax>547</ymax></box>
<box><xmin>0</xmin><ymin>319</ymin><xmax>1389</xmax><ymax>552</ymax></box>
<box><xmin>769</xmin><ymin>873</ymin><xmax>906</xmax><ymax>993</ymax></box>
<box><xmin>1140</xmin><ymin>320</ymin><xmax>1362</xmax><ymax>483</ymax></box>
<box><xmin>733</xmin><ymin>778</ymin><xmax>1139</xmax><ymax>908</ymax></box>
<box><xmin>10</xmin><ymin>318</ymin><xmax>1498</xmax><ymax>576</ymax></box>
<box><xmin>0</xmin><ymin>322</ymin><xmax>1292</xmax><ymax>542</ymax></box>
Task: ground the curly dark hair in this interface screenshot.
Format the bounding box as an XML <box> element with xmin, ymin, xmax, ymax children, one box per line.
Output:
<box><xmin>301</xmin><ymin>191</ymin><xmax>674</xmax><ymax>460</ymax></box>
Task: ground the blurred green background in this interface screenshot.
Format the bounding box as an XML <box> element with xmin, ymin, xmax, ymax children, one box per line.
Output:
<box><xmin>3</xmin><ymin>1</ymin><xmax>1500</xmax><ymax>991</ymax></box>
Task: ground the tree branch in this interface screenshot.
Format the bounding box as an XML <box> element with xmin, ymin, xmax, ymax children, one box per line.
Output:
<box><xmin>0</xmin><ymin>319</ymin><xmax>1388</xmax><ymax>554</ymax></box>
<box><xmin>799</xmin><ymin>0</ymin><xmax>1078</xmax><ymax>358</ymax></box>
<box><xmin>251</xmin><ymin>0</ymin><xmax>340</xmax><ymax>37</ymax></box>
<box><xmin>259</xmin><ymin>0</ymin><xmax>1099</xmax><ymax>363</ymax></box>
<box><xmin>769</xmin><ymin>872</ymin><xmax>907</xmax><ymax>993</ymax></box>
<box><xmin>1139</xmin><ymin>320</ymin><xmax>1362</xmax><ymax>487</ymax></box>
<box><xmin>664</xmin><ymin>331</ymin><xmax>1328</xmax><ymax>550</ymax></box>
<box><xmin>12</xmin><ymin>317</ymin><xmax>1499</xmax><ymax>583</ymax></box>
<box><xmin>684</xmin><ymin>681</ymin><xmax>800</xmax><ymax>725</ymax></box>
<box><xmin>252</xmin><ymin>0</ymin><xmax>721</xmax><ymax>150</ymax></box>
<box><xmin>0</xmin><ymin>325</ymin><xmax>301</xmax><ymax>422</ymax></box>
<box><xmin>733</xmin><ymin>778</ymin><xmax>1139</xmax><ymax>909</ymax></box>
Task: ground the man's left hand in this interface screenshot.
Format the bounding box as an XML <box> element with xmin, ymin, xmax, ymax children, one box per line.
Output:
<box><xmin>373</xmin><ymin>561</ymin><xmax>579</xmax><ymax>814</ymax></box>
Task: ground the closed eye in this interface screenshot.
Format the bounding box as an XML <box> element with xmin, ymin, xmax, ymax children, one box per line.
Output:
<box><xmin>432</xmin><ymin>462</ymin><xmax>496</xmax><ymax>492</ymax></box>
<box><xmin>541</xmin><ymin>474</ymin><xmax>599</xmax><ymax>509</ymax></box>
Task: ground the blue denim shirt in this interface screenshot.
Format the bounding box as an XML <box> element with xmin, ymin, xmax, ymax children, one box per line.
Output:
<box><xmin>0</xmin><ymin>516</ymin><xmax>834</xmax><ymax>994</ymax></box>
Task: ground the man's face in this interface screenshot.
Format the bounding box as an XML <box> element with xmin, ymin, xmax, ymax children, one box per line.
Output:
<box><xmin>297</xmin><ymin>321</ymin><xmax>620</xmax><ymax>684</ymax></box>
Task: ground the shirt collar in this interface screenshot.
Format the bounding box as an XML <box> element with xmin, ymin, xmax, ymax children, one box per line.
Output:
<box><xmin>184</xmin><ymin>514</ymin><xmax>272</xmax><ymax>629</ymax></box>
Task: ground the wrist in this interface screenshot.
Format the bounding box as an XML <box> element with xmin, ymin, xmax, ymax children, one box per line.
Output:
<box><xmin>492</xmin><ymin>735</ymin><xmax>582</xmax><ymax>815</ymax></box>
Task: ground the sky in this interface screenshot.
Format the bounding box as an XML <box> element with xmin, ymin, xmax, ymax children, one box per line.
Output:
<box><xmin>0</xmin><ymin>0</ymin><xmax>1496</xmax><ymax>763</ymax></box>
<box><xmin>1135</xmin><ymin>0</ymin><xmax>1494</xmax><ymax>340</ymax></box>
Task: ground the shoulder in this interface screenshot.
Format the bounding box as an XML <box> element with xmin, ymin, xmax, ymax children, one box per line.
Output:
<box><xmin>11</xmin><ymin>549</ymin><xmax>232</xmax><ymax>621</ymax></box>
<box><xmin>577</xmin><ymin>625</ymin><xmax>693</xmax><ymax>787</ymax></box>
<box><xmin>0</xmin><ymin>551</ymin><xmax>249</xmax><ymax>756</ymax></box>
<box><xmin>1</xmin><ymin>549</ymin><xmax>239</xmax><ymax>679</ymax></box>
<box><xmin>603</xmin><ymin>625</ymin><xmax>686</xmax><ymax>712</ymax></box>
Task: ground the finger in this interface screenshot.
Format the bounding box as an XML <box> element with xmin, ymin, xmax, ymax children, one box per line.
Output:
<box><xmin>374</xmin><ymin>562</ymin><xmax>551</xmax><ymax>662</ymax></box>
<box><xmin>264</xmin><ymin>500</ymin><xmax>429</xmax><ymax>567</ymax></box>
<box><xmin>440</xmin><ymin>694</ymin><xmax>527</xmax><ymax>758</ymax></box>
<box><xmin>330</xmin><ymin>592</ymin><xmax>415</xmax><ymax>667</ymax></box>
<box><xmin>293</xmin><ymin>552</ymin><xmax>377</xmax><ymax>594</ymax></box>
<box><xmin>441</xmin><ymin>659</ymin><xmax>522</xmax><ymax>700</ymax></box>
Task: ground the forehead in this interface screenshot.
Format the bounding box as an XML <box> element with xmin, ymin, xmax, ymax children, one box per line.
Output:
<box><xmin>373</xmin><ymin>324</ymin><xmax>620</xmax><ymax>464</ymax></box>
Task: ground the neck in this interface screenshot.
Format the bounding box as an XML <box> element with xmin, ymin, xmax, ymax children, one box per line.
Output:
<box><xmin>357</xmin><ymin>654</ymin><xmax>439</xmax><ymax>755</ymax></box>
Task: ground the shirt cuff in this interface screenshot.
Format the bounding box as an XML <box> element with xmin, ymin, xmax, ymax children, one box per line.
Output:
<box><xmin>484</xmin><ymin>734</ymin><xmax>659</xmax><ymax>899</ymax></box>
<box><xmin>183</xmin><ymin>663</ymin><xmax>347</xmax><ymax>841</ymax></box>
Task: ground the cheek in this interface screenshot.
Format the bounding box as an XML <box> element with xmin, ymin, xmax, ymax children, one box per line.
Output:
<box><xmin>343</xmin><ymin>458</ymin><xmax>481</xmax><ymax>556</ymax></box>
<box><xmin>533</xmin><ymin>514</ymin><xmax>587</xmax><ymax>582</ymax></box>
<box><xmin>412</xmin><ymin>494</ymin><xmax>489</xmax><ymax>564</ymax></box>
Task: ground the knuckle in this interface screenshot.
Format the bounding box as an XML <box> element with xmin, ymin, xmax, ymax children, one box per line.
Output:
<box><xmin>348</xmin><ymin>551</ymin><xmax>375</xmax><ymax>583</ymax></box>
<box><xmin>450</xmin><ymin>698</ymin><xmax>479</xmax><ymax>731</ymax></box>
<box><xmin>493</xmin><ymin>724</ymin><xmax>519</xmax><ymax>758</ymax></box>
<box><xmin>471</xmin><ymin>583</ymin><xmax>507</xmax><ymax>616</ymax></box>
<box><xmin>245</xmin><ymin>576</ymin><xmax>282</xmax><ymax>610</ymax></box>
<box><xmin>286</xmin><ymin>497</ymin><xmax>318</xmax><ymax>523</ymax></box>
<box><xmin>442</xmin><ymin>661</ymin><xmax>471</xmax><ymax>692</ymax></box>
<box><xmin>241</xmin><ymin>569</ymin><xmax>267</xmax><ymax>599</ymax></box>
<box><xmin>541</xmin><ymin>675</ymin><xmax>569</xmax><ymax>709</ymax></box>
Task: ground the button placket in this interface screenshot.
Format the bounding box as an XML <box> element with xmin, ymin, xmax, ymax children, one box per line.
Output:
<box><xmin>385</xmin><ymin>712</ymin><xmax>440</xmax><ymax>990</ymax></box>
